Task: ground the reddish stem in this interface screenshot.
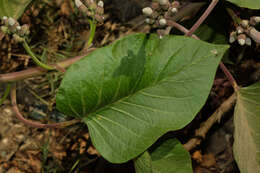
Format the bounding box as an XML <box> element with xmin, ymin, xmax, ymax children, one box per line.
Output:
<box><xmin>166</xmin><ymin>20</ymin><xmax>199</xmax><ymax>40</ymax></box>
<box><xmin>186</xmin><ymin>0</ymin><xmax>219</xmax><ymax>36</ymax></box>
<box><xmin>219</xmin><ymin>62</ymin><xmax>239</xmax><ymax>91</ymax></box>
<box><xmin>11</xmin><ymin>84</ymin><xmax>81</xmax><ymax>128</ymax></box>
<box><xmin>0</xmin><ymin>48</ymin><xmax>95</xmax><ymax>83</ymax></box>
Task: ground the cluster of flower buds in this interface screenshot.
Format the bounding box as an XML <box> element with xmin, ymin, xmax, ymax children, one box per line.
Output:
<box><xmin>229</xmin><ymin>16</ymin><xmax>260</xmax><ymax>46</ymax></box>
<box><xmin>75</xmin><ymin>0</ymin><xmax>104</xmax><ymax>23</ymax></box>
<box><xmin>142</xmin><ymin>0</ymin><xmax>180</xmax><ymax>38</ymax></box>
<box><xmin>0</xmin><ymin>16</ymin><xmax>30</xmax><ymax>43</ymax></box>
<box><xmin>142</xmin><ymin>0</ymin><xmax>180</xmax><ymax>26</ymax></box>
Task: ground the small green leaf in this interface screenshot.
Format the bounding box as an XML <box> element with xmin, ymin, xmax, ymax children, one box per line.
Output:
<box><xmin>0</xmin><ymin>0</ymin><xmax>32</xmax><ymax>19</ymax></box>
<box><xmin>57</xmin><ymin>33</ymin><xmax>229</xmax><ymax>163</ymax></box>
<box><xmin>135</xmin><ymin>151</ymin><xmax>153</xmax><ymax>173</ymax></box>
<box><xmin>135</xmin><ymin>138</ymin><xmax>193</xmax><ymax>173</ymax></box>
<box><xmin>234</xmin><ymin>82</ymin><xmax>260</xmax><ymax>173</ymax></box>
<box><xmin>225</xmin><ymin>0</ymin><xmax>260</xmax><ymax>9</ymax></box>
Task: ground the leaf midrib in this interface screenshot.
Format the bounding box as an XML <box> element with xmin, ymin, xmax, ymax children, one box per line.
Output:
<box><xmin>85</xmin><ymin>45</ymin><xmax>215</xmax><ymax>118</ymax></box>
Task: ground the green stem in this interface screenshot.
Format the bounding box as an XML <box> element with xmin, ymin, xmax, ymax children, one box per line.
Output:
<box><xmin>226</xmin><ymin>8</ymin><xmax>241</xmax><ymax>25</ymax></box>
<box><xmin>22</xmin><ymin>40</ymin><xmax>55</xmax><ymax>71</ymax></box>
<box><xmin>0</xmin><ymin>83</ymin><xmax>11</xmax><ymax>105</ymax></box>
<box><xmin>87</xmin><ymin>19</ymin><xmax>96</xmax><ymax>48</ymax></box>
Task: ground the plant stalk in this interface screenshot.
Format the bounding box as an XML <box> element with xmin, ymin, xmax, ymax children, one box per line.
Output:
<box><xmin>87</xmin><ymin>19</ymin><xmax>96</xmax><ymax>48</ymax></box>
<box><xmin>11</xmin><ymin>84</ymin><xmax>81</xmax><ymax>128</ymax></box>
<box><xmin>0</xmin><ymin>48</ymin><xmax>96</xmax><ymax>83</ymax></box>
<box><xmin>22</xmin><ymin>40</ymin><xmax>55</xmax><ymax>71</ymax></box>
<box><xmin>186</xmin><ymin>0</ymin><xmax>219</xmax><ymax>36</ymax></box>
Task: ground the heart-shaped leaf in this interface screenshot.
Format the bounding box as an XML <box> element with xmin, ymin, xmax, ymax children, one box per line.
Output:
<box><xmin>225</xmin><ymin>0</ymin><xmax>260</xmax><ymax>9</ymax></box>
<box><xmin>0</xmin><ymin>0</ymin><xmax>32</xmax><ymax>19</ymax></box>
<box><xmin>234</xmin><ymin>82</ymin><xmax>260</xmax><ymax>173</ymax></box>
<box><xmin>135</xmin><ymin>138</ymin><xmax>193</xmax><ymax>173</ymax></box>
<box><xmin>56</xmin><ymin>33</ymin><xmax>229</xmax><ymax>163</ymax></box>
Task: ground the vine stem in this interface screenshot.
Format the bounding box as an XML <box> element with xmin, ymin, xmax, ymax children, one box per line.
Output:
<box><xmin>226</xmin><ymin>8</ymin><xmax>241</xmax><ymax>25</ymax></box>
<box><xmin>219</xmin><ymin>62</ymin><xmax>239</xmax><ymax>91</ymax></box>
<box><xmin>10</xmin><ymin>84</ymin><xmax>81</xmax><ymax>128</ymax></box>
<box><xmin>186</xmin><ymin>0</ymin><xmax>219</xmax><ymax>36</ymax></box>
<box><xmin>22</xmin><ymin>40</ymin><xmax>55</xmax><ymax>71</ymax></box>
<box><xmin>0</xmin><ymin>83</ymin><xmax>11</xmax><ymax>105</ymax></box>
<box><xmin>167</xmin><ymin>20</ymin><xmax>239</xmax><ymax>91</ymax></box>
<box><xmin>0</xmin><ymin>48</ymin><xmax>96</xmax><ymax>83</ymax></box>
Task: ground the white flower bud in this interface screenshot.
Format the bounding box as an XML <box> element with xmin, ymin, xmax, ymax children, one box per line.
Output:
<box><xmin>159</xmin><ymin>0</ymin><xmax>168</xmax><ymax>5</ymax></box>
<box><xmin>98</xmin><ymin>1</ymin><xmax>104</xmax><ymax>8</ymax></box>
<box><xmin>75</xmin><ymin>0</ymin><xmax>83</xmax><ymax>8</ymax></box>
<box><xmin>241</xmin><ymin>20</ymin><xmax>249</xmax><ymax>28</ymax></box>
<box><xmin>238</xmin><ymin>39</ymin><xmax>245</xmax><ymax>45</ymax></box>
<box><xmin>254</xmin><ymin>16</ymin><xmax>260</xmax><ymax>23</ymax></box>
<box><xmin>142</xmin><ymin>7</ymin><xmax>153</xmax><ymax>16</ymax></box>
<box><xmin>16</xmin><ymin>26</ymin><xmax>21</xmax><ymax>30</ymax></box>
<box><xmin>171</xmin><ymin>7</ymin><xmax>178</xmax><ymax>13</ymax></box>
<box><xmin>229</xmin><ymin>31</ymin><xmax>236</xmax><ymax>43</ymax></box>
<box><xmin>8</xmin><ymin>17</ymin><xmax>15</xmax><ymax>26</ymax></box>
<box><xmin>159</xmin><ymin>18</ymin><xmax>167</xmax><ymax>26</ymax></box>
<box><xmin>145</xmin><ymin>18</ymin><xmax>150</xmax><ymax>24</ymax></box>
<box><xmin>2</xmin><ymin>16</ymin><xmax>7</xmax><ymax>20</ymax></box>
<box><xmin>237</xmin><ymin>34</ymin><xmax>246</xmax><ymax>46</ymax></box>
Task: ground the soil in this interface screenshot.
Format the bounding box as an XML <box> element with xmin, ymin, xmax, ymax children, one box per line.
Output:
<box><xmin>0</xmin><ymin>0</ymin><xmax>259</xmax><ymax>173</ymax></box>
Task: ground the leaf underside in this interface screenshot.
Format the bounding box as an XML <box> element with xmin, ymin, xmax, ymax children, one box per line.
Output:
<box><xmin>135</xmin><ymin>138</ymin><xmax>193</xmax><ymax>173</ymax></box>
<box><xmin>56</xmin><ymin>33</ymin><xmax>229</xmax><ymax>163</ymax></box>
<box><xmin>225</xmin><ymin>0</ymin><xmax>260</xmax><ymax>9</ymax></box>
<box><xmin>234</xmin><ymin>82</ymin><xmax>260</xmax><ymax>173</ymax></box>
<box><xmin>0</xmin><ymin>0</ymin><xmax>32</xmax><ymax>19</ymax></box>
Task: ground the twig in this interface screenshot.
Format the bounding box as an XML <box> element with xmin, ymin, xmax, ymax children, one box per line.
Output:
<box><xmin>184</xmin><ymin>93</ymin><xmax>236</xmax><ymax>151</ymax></box>
<box><xmin>186</xmin><ymin>0</ymin><xmax>219</xmax><ymax>36</ymax></box>
<box><xmin>10</xmin><ymin>84</ymin><xmax>81</xmax><ymax>128</ymax></box>
<box><xmin>0</xmin><ymin>48</ymin><xmax>96</xmax><ymax>83</ymax></box>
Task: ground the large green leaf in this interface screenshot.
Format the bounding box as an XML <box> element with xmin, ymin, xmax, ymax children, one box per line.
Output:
<box><xmin>135</xmin><ymin>138</ymin><xmax>192</xmax><ymax>173</ymax></box>
<box><xmin>234</xmin><ymin>82</ymin><xmax>260</xmax><ymax>173</ymax></box>
<box><xmin>56</xmin><ymin>33</ymin><xmax>229</xmax><ymax>163</ymax></box>
<box><xmin>225</xmin><ymin>0</ymin><xmax>260</xmax><ymax>9</ymax></box>
<box><xmin>0</xmin><ymin>0</ymin><xmax>32</xmax><ymax>19</ymax></box>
